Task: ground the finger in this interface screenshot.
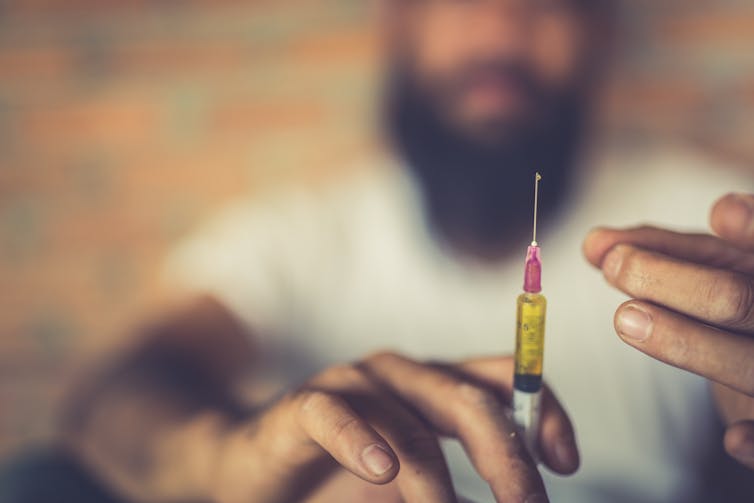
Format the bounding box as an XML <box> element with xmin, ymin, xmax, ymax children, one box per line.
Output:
<box><xmin>724</xmin><ymin>420</ymin><xmax>754</xmax><ymax>471</ymax></box>
<box><xmin>583</xmin><ymin>226</ymin><xmax>754</xmax><ymax>274</ymax></box>
<box><xmin>457</xmin><ymin>357</ymin><xmax>580</xmax><ymax>475</ymax></box>
<box><xmin>362</xmin><ymin>352</ymin><xmax>549</xmax><ymax>503</ymax></box>
<box><xmin>712</xmin><ymin>382</ymin><xmax>754</xmax><ymax>425</ymax></box>
<box><xmin>711</xmin><ymin>193</ymin><xmax>754</xmax><ymax>252</ymax></box>
<box><xmin>614</xmin><ymin>300</ymin><xmax>754</xmax><ymax>397</ymax></box>
<box><xmin>312</xmin><ymin>365</ymin><xmax>458</xmax><ymax>503</ymax></box>
<box><xmin>235</xmin><ymin>389</ymin><xmax>399</xmax><ymax>503</ymax></box>
<box><xmin>599</xmin><ymin>244</ymin><xmax>754</xmax><ymax>332</ymax></box>
<box><xmin>373</xmin><ymin>417</ymin><xmax>457</xmax><ymax>503</ymax></box>
<box><xmin>293</xmin><ymin>388</ymin><xmax>400</xmax><ymax>484</ymax></box>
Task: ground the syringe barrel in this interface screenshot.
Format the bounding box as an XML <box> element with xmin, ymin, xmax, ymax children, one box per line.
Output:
<box><xmin>513</xmin><ymin>291</ymin><xmax>546</xmax><ymax>457</ymax></box>
<box><xmin>514</xmin><ymin>292</ymin><xmax>547</xmax><ymax>393</ymax></box>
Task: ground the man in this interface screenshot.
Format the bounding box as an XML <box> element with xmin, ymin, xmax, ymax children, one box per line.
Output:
<box><xmin>66</xmin><ymin>1</ymin><xmax>754</xmax><ymax>502</ymax></box>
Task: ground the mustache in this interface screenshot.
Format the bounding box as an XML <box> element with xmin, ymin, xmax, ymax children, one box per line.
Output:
<box><xmin>438</xmin><ymin>58</ymin><xmax>544</xmax><ymax>101</ymax></box>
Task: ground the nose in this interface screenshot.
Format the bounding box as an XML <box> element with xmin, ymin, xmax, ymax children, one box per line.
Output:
<box><xmin>466</xmin><ymin>0</ymin><xmax>531</xmax><ymax>59</ymax></box>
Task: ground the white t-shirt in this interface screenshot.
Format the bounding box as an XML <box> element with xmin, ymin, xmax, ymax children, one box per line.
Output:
<box><xmin>165</xmin><ymin>146</ymin><xmax>753</xmax><ymax>503</ymax></box>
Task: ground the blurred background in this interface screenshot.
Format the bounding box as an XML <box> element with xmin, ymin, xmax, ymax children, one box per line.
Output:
<box><xmin>0</xmin><ymin>0</ymin><xmax>753</xmax><ymax>458</ymax></box>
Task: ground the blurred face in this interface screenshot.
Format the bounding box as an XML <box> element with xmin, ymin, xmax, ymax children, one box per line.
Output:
<box><xmin>387</xmin><ymin>0</ymin><xmax>598</xmax><ymax>144</ymax></box>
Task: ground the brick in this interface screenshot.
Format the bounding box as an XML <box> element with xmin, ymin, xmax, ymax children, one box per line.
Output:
<box><xmin>0</xmin><ymin>47</ymin><xmax>75</xmax><ymax>80</ymax></box>
<box><xmin>660</xmin><ymin>12</ymin><xmax>754</xmax><ymax>45</ymax></box>
<box><xmin>16</xmin><ymin>97</ymin><xmax>161</xmax><ymax>149</ymax></box>
<box><xmin>110</xmin><ymin>41</ymin><xmax>258</xmax><ymax>78</ymax></box>
<box><xmin>207</xmin><ymin>99</ymin><xmax>331</xmax><ymax>134</ymax></box>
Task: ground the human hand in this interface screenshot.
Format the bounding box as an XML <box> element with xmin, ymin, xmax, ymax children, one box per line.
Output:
<box><xmin>209</xmin><ymin>353</ymin><xmax>579</xmax><ymax>503</ymax></box>
<box><xmin>584</xmin><ymin>192</ymin><xmax>754</xmax><ymax>469</ymax></box>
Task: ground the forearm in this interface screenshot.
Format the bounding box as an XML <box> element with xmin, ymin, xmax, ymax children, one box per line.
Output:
<box><xmin>73</xmin><ymin>385</ymin><xmax>234</xmax><ymax>502</ymax></box>
<box><xmin>64</xmin><ymin>296</ymin><xmax>255</xmax><ymax>502</ymax></box>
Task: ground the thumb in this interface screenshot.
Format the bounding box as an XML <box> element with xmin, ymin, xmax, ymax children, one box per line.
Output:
<box><xmin>724</xmin><ymin>420</ymin><xmax>754</xmax><ymax>470</ymax></box>
<box><xmin>711</xmin><ymin>193</ymin><xmax>754</xmax><ymax>252</ymax></box>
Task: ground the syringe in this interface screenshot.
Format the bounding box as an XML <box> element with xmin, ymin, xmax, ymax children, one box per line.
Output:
<box><xmin>513</xmin><ymin>172</ymin><xmax>547</xmax><ymax>457</ymax></box>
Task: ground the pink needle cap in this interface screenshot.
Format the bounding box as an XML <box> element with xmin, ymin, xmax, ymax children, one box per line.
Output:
<box><xmin>523</xmin><ymin>244</ymin><xmax>542</xmax><ymax>293</ymax></box>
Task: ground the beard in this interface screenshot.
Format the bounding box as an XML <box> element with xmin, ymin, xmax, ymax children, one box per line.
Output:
<box><xmin>385</xmin><ymin>57</ymin><xmax>589</xmax><ymax>260</ymax></box>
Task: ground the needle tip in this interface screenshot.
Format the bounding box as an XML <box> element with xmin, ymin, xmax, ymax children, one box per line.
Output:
<box><xmin>532</xmin><ymin>172</ymin><xmax>541</xmax><ymax>244</ymax></box>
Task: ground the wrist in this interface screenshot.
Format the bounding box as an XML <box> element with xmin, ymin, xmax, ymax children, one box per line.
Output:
<box><xmin>156</xmin><ymin>410</ymin><xmax>236</xmax><ymax>501</ymax></box>
<box><xmin>208</xmin><ymin>400</ymin><xmax>300</xmax><ymax>503</ymax></box>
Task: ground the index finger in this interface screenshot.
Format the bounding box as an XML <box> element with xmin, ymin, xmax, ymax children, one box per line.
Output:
<box><xmin>597</xmin><ymin>244</ymin><xmax>754</xmax><ymax>332</ymax></box>
<box><xmin>361</xmin><ymin>352</ymin><xmax>549</xmax><ymax>503</ymax></box>
<box><xmin>583</xmin><ymin>226</ymin><xmax>754</xmax><ymax>275</ymax></box>
<box><xmin>311</xmin><ymin>365</ymin><xmax>458</xmax><ymax>503</ymax></box>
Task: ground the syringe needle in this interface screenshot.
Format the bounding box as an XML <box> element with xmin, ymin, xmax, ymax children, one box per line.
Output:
<box><xmin>532</xmin><ymin>172</ymin><xmax>542</xmax><ymax>246</ymax></box>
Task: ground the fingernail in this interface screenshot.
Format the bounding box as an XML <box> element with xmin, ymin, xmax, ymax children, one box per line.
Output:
<box><xmin>554</xmin><ymin>438</ymin><xmax>578</xmax><ymax>471</ymax></box>
<box><xmin>602</xmin><ymin>245</ymin><xmax>625</xmax><ymax>281</ymax></box>
<box><xmin>616</xmin><ymin>305</ymin><xmax>652</xmax><ymax>342</ymax></box>
<box><xmin>525</xmin><ymin>494</ymin><xmax>549</xmax><ymax>503</ymax></box>
<box><xmin>362</xmin><ymin>444</ymin><xmax>394</xmax><ymax>476</ymax></box>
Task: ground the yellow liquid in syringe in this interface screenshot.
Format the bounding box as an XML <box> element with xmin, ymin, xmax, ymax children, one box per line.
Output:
<box><xmin>514</xmin><ymin>292</ymin><xmax>547</xmax><ymax>384</ymax></box>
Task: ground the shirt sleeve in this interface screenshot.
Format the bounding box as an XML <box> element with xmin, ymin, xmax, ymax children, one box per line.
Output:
<box><xmin>162</xmin><ymin>190</ymin><xmax>323</xmax><ymax>341</ymax></box>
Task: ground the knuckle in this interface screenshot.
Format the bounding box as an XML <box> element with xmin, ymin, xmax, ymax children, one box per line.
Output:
<box><xmin>392</xmin><ymin>428</ymin><xmax>443</xmax><ymax>462</ymax></box>
<box><xmin>713</xmin><ymin>275</ymin><xmax>754</xmax><ymax>328</ymax></box>
<box><xmin>309</xmin><ymin>362</ymin><xmax>372</xmax><ymax>390</ymax></box>
<box><xmin>617</xmin><ymin>248</ymin><xmax>654</xmax><ymax>294</ymax></box>
<box><xmin>362</xmin><ymin>350</ymin><xmax>401</xmax><ymax>366</ymax></box>
<box><xmin>474</xmin><ymin>433</ymin><xmax>532</xmax><ymax>483</ymax></box>
<box><xmin>298</xmin><ymin>389</ymin><xmax>339</xmax><ymax>416</ymax></box>
<box><xmin>664</xmin><ymin>330</ymin><xmax>692</xmax><ymax>368</ymax></box>
<box><xmin>455</xmin><ymin>382</ymin><xmax>498</xmax><ymax>411</ymax></box>
<box><xmin>728</xmin><ymin>351</ymin><xmax>754</xmax><ymax>397</ymax></box>
<box><xmin>739</xmin><ymin>367</ymin><xmax>754</xmax><ymax>397</ymax></box>
<box><xmin>319</xmin><ymin>363</ymin><xmax>364</xmax><ymax>383</ymax></box>
<box><xmin>329</xmin><ymin>414</ymin><xmax>362</xmax><ymax>445</ymax></box>
<box><xmin>493</xmin><ymin>457</ymin><xmax>534</xmax><ymax>484</ymax></box>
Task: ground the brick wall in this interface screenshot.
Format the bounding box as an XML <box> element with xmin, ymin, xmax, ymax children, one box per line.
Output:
<box><xmin>0</xmin><ymin>1</ymin><xmax>752</xmax><ymax>455</ymax></box>
<box><xmin>611</xmin><ymin>0</ymin><xmax>754</xmax><ymax>160</ymax></box>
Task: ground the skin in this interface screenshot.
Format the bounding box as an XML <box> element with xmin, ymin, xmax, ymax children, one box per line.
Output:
<box><xmin>71</xmin><ymin>339</ymin><xmax>578</xmax><ymax>503</ymax></box>
<box><xmin>583</xmin><ymin>193</ymin><xmax>754</xmax><ymax>470</ymax></box>
<box><xmin>213</xmin><ymin>354</ymin><xmax>577</xmax><ymax>503</ymax></box>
